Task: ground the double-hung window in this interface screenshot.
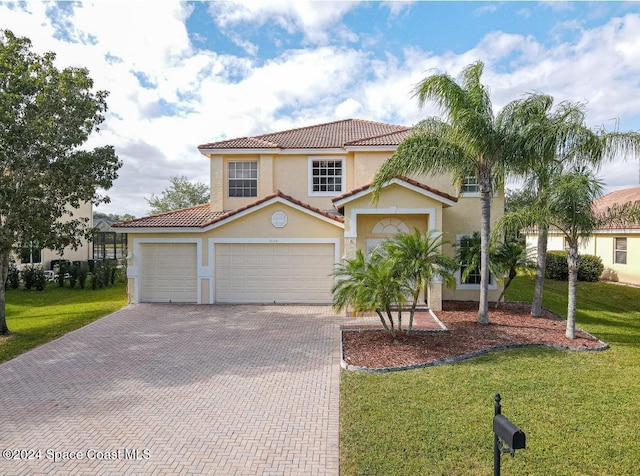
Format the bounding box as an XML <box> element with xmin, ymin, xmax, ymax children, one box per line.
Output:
<box><xmin>228</xmin><ymin>161</ymin><xmax>257</xmax><ymax>197</ymax></box>
<box><xmin>461</xmin><ymin>176</ymin><xmax>480</xmax><ymax>195</ymax></box>
<box><xmin>456</xmin><ymin>234</ymin><xmax>496</xmax><ymax>289</ymax></box>
<box><xmin>309</xmin><ymin>158</ymin><xmax>344</xmax><ymax>195</ymax></box>
<box><xmin>614</xmin><ymin>237</ymin><xmax>627</xmax><ymax>265</ymax></box>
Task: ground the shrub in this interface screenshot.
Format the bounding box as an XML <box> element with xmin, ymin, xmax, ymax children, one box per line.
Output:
<box><xmin>57</xmin><ymin>262</ymin><xmax>69</xmax><ymax>288</ymax></box>
<box><xmin>545</xmin><ymin>251</ymin><xmax>604</xmax><ymax>282</ymax></box>
<box><xmin>33</xmin><ymin>267</ymin><xmax>46</xmax><ymax>291</ymax></box>
<box><xmin>78</xmin><ymin>263</ymin><xmax>89</xmax><ymax>289</ymax></box>
<box><xmin>6</xmin><ymin>262</ymin><xmax>20</xmax><ymax>290</ymax></box>
<box><xmin>578</xmin><ymin>254</ymin><xmax>604</xmax><ymax>282</ymax></box>
<box><xmin>22</xmin><ymin>266</ymin><xmax>36</xmax><ymax>290</ymax></box>
<box><xmin>68</xmin><ymin>264</ymin><xmax>79</xmax><ymax>289</ymax></box>
<box><xmin>545</xmin><ymin>251</ymin><xmax>568</xmax><ymax>281</ymax></box>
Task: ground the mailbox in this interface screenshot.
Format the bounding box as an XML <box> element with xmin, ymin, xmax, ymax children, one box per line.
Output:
<box><xmin>493</xmin><ymin>414</ymin><xmax>526</xmax><ymax>450</ymax></box>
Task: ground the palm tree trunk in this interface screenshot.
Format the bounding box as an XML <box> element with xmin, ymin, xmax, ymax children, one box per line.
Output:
<box><xmin>385</xmin><ymin>309</ymin><xmax>397</xmax><ymax>339</ymax></box>
<box><xmin>0</xmin><ymin>250</ymin><xmax>10</xmax><ymax>335</ymax></box>
<box><xmin>375</xmin><ymin>310</ymin><xmax>391</xmax><ymax>332</ymax></box>
<box><xmin>566</xmin><ymin>246</ymin><xmax>580</xmax><ymax>339</ymax></box>
<box><xmin>532</xmin><ymin>226</ymin><xmax>549</xmax><ymax>317</ymax></box>
<box><xmin>495</xmin><ymin>270</ymin><xmax>516</xmax><ymax>308</ymax></box>
<box><xmin>478</xmin><ymin>173</ymin><xmax>492</xmax><ymax>325</ymax></box>
<box><xmin>407</xmin><ymin>291</ymin><xmax>420</xmax><ymax>336</ymax></box>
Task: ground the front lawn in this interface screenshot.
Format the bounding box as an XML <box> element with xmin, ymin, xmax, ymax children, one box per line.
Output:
<box><xmin>0</xmin><ymin>283</ymin><xmax>128</xmax><ymax>363</ymax></box>
<box><xmin>340</xmin><ymin>277</ymin><xmax>640</xmax><ymax>475</ymax></box>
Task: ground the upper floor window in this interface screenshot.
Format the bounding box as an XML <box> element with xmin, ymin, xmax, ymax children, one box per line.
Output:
<box><xmin>461</xmin><ymin>176</ymin><xmax>480</xmax><ymax>195</ymax></box>
<box><xmin>309</xmin><ymin>158</ymin><xmax>344</xmax><ymax>196</ymax></box>
<box><xmin>228</xmin><ymin>161</ymin><xmax>257</xmax><ymax>198</ymax></box>
<box><xmin>614</xmin><ymin>237</ymin><xmax>627</xmax><ymax>265</ymax></box>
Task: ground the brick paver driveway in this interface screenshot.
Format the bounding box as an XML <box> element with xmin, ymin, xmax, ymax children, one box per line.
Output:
<box><xmin>0</xmin><ymin>304</ymin><xmax>355</xmax><ymax>475</ymax></box>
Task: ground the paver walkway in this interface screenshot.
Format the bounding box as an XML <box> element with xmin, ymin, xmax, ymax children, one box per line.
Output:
<box><xmin>0</xmin><ymin>304</ymin><xmax>365</xmax><ymax>475</ymax></box>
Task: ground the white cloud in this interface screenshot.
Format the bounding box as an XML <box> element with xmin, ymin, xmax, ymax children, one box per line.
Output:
<box><xmin>207</xmin><ymin>0</ymin><xmax>358</xmax><ymax>45</ymax></box>
<box><xmin>3</xmin><ymin>2</ymin><xmax>640</xmax><ymax>216</ymax></box>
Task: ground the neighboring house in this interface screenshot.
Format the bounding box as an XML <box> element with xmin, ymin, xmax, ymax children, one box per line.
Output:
<box><xmin>17</xmin><ymin>201</ymin><xmax>93</xmax><ymax>270</ymax></box>
<box><xmin>525</xmin><ymin>186</ymin><xmax>640</xmax><ymax>286</ymax></box>
<box><xmin>114</xmin><ymin>119</ymin><xmax>504</xmax><ymax>310</ymax></box>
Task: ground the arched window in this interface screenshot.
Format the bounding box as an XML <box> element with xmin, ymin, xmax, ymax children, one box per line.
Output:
<box><xmin>372</xmin><ymin>218</ymin><xmax>409</xmax><ymax>234</ymax></box>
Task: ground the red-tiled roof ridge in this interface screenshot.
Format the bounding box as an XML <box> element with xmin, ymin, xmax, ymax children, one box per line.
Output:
<box><xmin>593</xmin><ymin>186</ymin><xmax>640</xmax><ymax>213</ymax></box>
<box><xmin>345</xmin><ymin>128</ymin><xmax>411</xmax><ymax>146</ymax></box>
<box><xmin>201</xmin><ymin>189</ymin><xmax>344</xmax><ymax>227</ymax></box>
<box><xmin>198</xmin><ymin>118</ymin><xmax>409</xmax><ymax>150</ymax></box>
<box><xmin>592</xmin><ymin>186</ymin><xmax>640</xmax><ymax>229</ymax></box>
<box><xmin>256</xmin><ymin>118</ymin><xmax>408</xmax><ymax>138</ymax></box>
<box><xmin>332</xmin><ymin>176</ymin><xmax>458</xmax><ymax>205</ymax></box>
<box><xmin>112</xmin><ymin>203</ymin><xmax>219</xmax><ymax>228</ymax></box>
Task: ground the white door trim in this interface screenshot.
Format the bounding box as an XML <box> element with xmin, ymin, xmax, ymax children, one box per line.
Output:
<box><xmin>207</xmin><ymin>238</ymin><xmax>341</xmax><ymax>304</ymax></box>
<box><xmin>128</xmin><ymin>237</ymin><xmax>203</xmax><ymax>304</ymax></box>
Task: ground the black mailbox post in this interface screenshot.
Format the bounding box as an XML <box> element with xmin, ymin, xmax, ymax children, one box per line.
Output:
<box><xmin>493</xmin><ymin>394</ymin><xmax>526</xmax><ymax>476</ymax></box>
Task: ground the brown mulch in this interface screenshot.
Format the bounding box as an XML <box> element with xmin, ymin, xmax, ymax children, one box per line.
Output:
<box><xmin>341</xmin><ymin>301</ymin><xmax>608</xmax><ymax>371</ymax></box>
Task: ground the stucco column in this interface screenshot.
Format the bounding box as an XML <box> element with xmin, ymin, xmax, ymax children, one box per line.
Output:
<box><xmin>209</xmin><ymin>155</ymin><xmax>223</xmax><ymax>211</ymax></box>
<box><xmin>428</xmin><ymin>282</ymin><xmax>443</xmax><ymax>311</ymax></box>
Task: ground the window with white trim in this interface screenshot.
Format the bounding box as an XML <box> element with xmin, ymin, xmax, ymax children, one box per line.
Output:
<box><xmin>456</xmin><ymin>234</ymin><xmax>496</xmax><ymax>289</ymax></box>
<box><xmin>614</xmin><ymin>237</ymin><xmax>627</xmax><ymax>265</ymax></box>
<box><xmin>228</xmin><ymin>161</ymin><xmax>257</xmax><ymax>197</ymax></box>
<box><xmin>309</xmin><ymin>158</ymin><xmax>343</xmax><ymax>195</ymax></box>
<box><xmin>461</xmin><ymin>176</ymin><xmax>480</xmax><ymax>195</ymax></box>
<box><xmin>458</xmin><ymin>235</ymin><xmax>481</xmax><ymax>285</ymax></box>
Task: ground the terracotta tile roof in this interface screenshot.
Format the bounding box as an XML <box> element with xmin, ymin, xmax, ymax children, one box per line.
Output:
<box><xmin>198</xmin><ymin>118</ymin><xmax>410</xmax><ymax>150</ymax></box>
<box><xmin>332</xmin><ymin>176</ymin><xmax>458</xmax><ymax>206</ymax></box>
<box><xmin>112</xmin><ymin>203</ymin><xmax>223</xmax><ymax>228</ymax></box>
<box><xmin>593</xmin><ymin>186</ymin><xmax>640</xmax><ymax>230</ymax></box>
<box><xmin>113</xmin><ymin>191</ymin><xmax>344</xmax><ymax>229</ymax></box>
<box><xmin>345</xmin><ymin>129</ymin><xmax>411</xmax><ymax>146</ymax></box>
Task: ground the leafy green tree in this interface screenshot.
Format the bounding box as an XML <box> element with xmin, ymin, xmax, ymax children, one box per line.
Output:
<box><xmin>0</xmin><ymin>30</ymin><xmax>121</xmax><ymax>334</ymax></box>
<box><xmin>145</xmin><ymin>175</ymin><xmax>209</xmax><ymax>214</ymax></box>
<box><xmin>332</xmin><ymin>249</ymin><xmax>406</xmax><ymax>340</ymax></box>
<box><xmin>93</xmin><ymin>211</ymin><xmax>135</xmax><ymax>222</ymax></box>
<box><xmin>501</xmin><ymin>93</ymin><xmax>640</xmax><ymax>317</ymax></box>
<box><xmin>372</xmin><ymin>61</ymin><xmax>526</xmax><ymax>325</ymax></box>
<box><xmin>383</xmin><ymin>230</ymin><xmax>457</xmax><ymax>335</ymax></box>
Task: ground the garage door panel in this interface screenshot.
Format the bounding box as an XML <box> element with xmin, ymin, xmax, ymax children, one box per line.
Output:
<box><xmin>140</xmin><ymin>243</ymin><xmax>197</xmax><ymax>303</ymax></box>
<box><xmin>215</xmin><ymin>243</ymin><xmax>334</xmax><ymax>304</ymax></box>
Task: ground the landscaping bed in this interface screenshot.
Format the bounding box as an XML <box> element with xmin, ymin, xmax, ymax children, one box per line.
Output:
<box><xmin>342</xmin><ymin>301</ymin><xmax>607</xmax><ymax>370</ymax></box>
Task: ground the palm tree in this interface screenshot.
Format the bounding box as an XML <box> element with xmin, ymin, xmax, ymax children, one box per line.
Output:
<box><xmin>500</xmin><ymin>93</ymin><xmax>640</xmax><ymax>317</ymax></box>
<box><xmin>383</xmin><ymin>230</ymin><xmax>457</xmax><ymax>335</ymax></box>
<box><xmin>502</xmin><ymin>166</ymin><xmax>640</xmax><ymax>338</ymax></box>
<box><xmin>371</xmin><ymin>61</ymin><xmax>524</xmax><ymax>325</ymax></box>
<box><xmin>492</xmin><ymin>240</ymin><xmax>535</xmax><ymax>308</ymax></box>
<box><xmin>331</xmin><ymin>249</ymin><xmax>406</xmax><ymax>339</ymax></box>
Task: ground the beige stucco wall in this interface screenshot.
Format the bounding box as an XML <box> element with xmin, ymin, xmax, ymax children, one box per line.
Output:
<box><xmin>125</xmin><ymin>200</ymin><xmax>344</xmax><ymax>304</ymax></box>
<box><xmin>532</xmin><ymin>231</ymin><xmax>640</xmax><ymax>286</ymax></box>
<box><xmin>37</xmin><ymin>201</ymin><xmax>93</xmax><ymax>269</ymax></box>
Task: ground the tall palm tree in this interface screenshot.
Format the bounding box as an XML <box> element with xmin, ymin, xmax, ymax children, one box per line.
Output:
<box><xmin>372</xmin><ymin>61</ymin><xmax>523</xmax><ymax>325</ymax></box>
<box><xmin>383</xmin><ymin>230</ymin><xmax>457</xmax><ymax>335</ymax></box>
<box><xmin>501</xmin><ymin>167</ymin><xmax>640</xmax><ymax>338</ymax></box>
<box><xmin>331</xmin><ymin>249</ymin><xmax>406</xmax><ymax>339</ymax></box>
<box><xmin>500</xmin><ymin>93</ymin><xmax>640</xmax><ymax>317</ymax></box>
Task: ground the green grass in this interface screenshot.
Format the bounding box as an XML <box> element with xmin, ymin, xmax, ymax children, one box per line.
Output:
<box><xmin>0</xmin><ymin>282</ymin><xmax>128</xmax><ymax>363</ymax></box>
<box><xmin>340</xmin><ymin>277</ymin><xmax>640</xmax><ymax>475</ymax></box>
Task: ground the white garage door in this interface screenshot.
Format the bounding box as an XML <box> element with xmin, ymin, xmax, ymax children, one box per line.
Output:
<box><xmin>215</xmin><ymin>243</ymin><xmax>335</xmax><ymax>303</ymax></box>
<box><xmin>140</xmin><ymin>243</ymin><xmax>197</xmax><ymax>303</ymax></box>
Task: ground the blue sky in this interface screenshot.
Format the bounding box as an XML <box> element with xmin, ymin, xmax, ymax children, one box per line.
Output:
<box><xmin>3</xmin><ymin>1</ymin><xmax>640</xmax><ymax>216</ymax></box>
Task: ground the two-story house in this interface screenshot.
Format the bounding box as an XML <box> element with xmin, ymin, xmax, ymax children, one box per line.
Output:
<box><xmin>114</xmin><ymin>119</ymin><xmax>504</xmax><ymax>310</ymax></box>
